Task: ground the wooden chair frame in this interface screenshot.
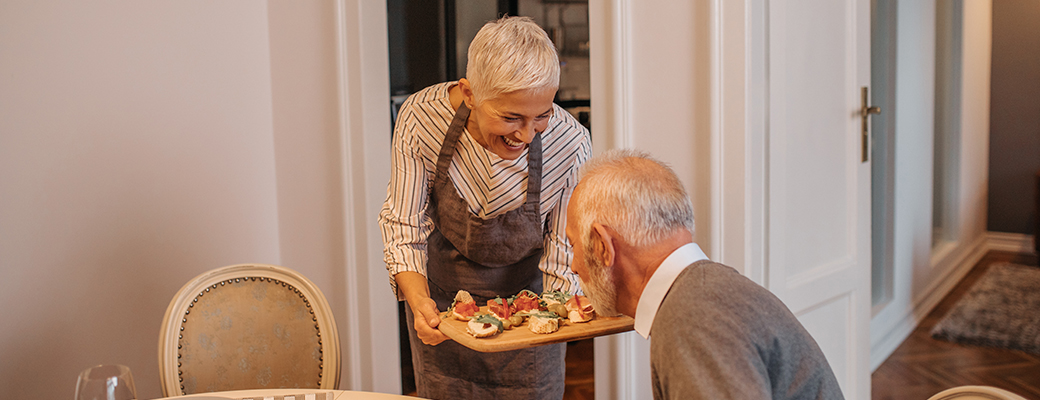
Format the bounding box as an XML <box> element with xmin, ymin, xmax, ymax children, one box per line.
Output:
<box><xmin>928</xmin><ymin>385</ymin><xmax>1028</xmax><ymax>400</ymax></box>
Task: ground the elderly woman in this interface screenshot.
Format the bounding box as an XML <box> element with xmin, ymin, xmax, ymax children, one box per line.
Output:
<box><xmin>378</xmin><ymin>16</ymin><xmax>591</xmax><ymax>400</ymax></box>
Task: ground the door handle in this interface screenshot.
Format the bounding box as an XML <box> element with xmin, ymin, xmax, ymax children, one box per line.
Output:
<box><xmin>860</xmin><ymin>87</ymin><xmax>881</xmax><ymax>163</ymax></box>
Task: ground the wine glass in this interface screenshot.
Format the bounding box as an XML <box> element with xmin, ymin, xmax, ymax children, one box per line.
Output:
<box><xmin>74</xmin><ymin>364</ymin><xmax>138</xmax><ymax>400</ymax></box>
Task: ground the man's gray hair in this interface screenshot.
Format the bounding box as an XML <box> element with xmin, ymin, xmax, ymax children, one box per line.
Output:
<box><xmin>466</xmin><ymin>16</ymin><xmax>560</xmax><ymax>105</ymax></box>
<box><xmin>572</xmin><ymin>149</ymin><xmax>695</xmax><ymax>250</ymax></box>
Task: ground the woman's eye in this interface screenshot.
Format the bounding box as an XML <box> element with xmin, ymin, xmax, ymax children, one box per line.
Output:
<box><xmin>504</xmin><ymin>117</ymin><xmax>521</xmax><ymax>122</ymax></box>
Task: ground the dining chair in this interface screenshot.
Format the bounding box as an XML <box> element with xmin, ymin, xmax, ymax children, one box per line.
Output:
<box><xmin>927</xmin><ymin>385</ymin><xmax>1029</xmax><ymax>400</ymax></box>
<box><xmin>158</xmin><ymin>264</ymin><xmax>340</xmax><ymax>397</ymax></box>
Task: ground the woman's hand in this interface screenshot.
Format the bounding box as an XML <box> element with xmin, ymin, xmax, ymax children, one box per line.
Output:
<box><xmin>409</xmin><ymin>296</ymin><xmax>450</xmax><ymax>345</ymax></box>
<box><xmin>396</xmin><ymin>271</ymin><xmax>451</xmax><ymax>345</ymax></box>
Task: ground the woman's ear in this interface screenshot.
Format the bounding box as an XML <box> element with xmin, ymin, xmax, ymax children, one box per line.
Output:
<box><xmin>590</xmin><ymin>223</ymin><xmax>616</xmax><ymax>268</ymax></box>
<box><xmin>458</xmin><ymin>78</ymin><xmax>475</xmax><ymax>108</ymax></box>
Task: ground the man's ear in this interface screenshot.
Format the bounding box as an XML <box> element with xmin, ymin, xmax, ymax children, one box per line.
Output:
<box><xmin>590</xmin><ymin>223</ymin><xmax>616</xmax><ymax>268</ymax></box>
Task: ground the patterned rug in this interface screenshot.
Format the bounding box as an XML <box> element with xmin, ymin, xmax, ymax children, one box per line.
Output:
<box><xmin>931</xmin><ymin>263</ymin><xmax>1040</xmax><ymax>354</ymax></box>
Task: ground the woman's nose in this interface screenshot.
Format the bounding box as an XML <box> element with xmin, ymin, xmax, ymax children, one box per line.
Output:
<box><xmin>517</xmin><ymin>123</ymin><xmax>537</xmax><ymax>143</ymax></box>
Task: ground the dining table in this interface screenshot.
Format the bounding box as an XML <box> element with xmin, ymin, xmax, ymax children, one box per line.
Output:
<box><xmin>151</xmin><ymin>388</ymin><xmax>421</xmax><ymax>400</ymax></box>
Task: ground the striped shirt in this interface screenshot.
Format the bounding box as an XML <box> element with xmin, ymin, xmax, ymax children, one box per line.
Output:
<box><xmin>379</xmin><ymin>81</ymin><xmax>592</xmax><ymax>299</ymax></box>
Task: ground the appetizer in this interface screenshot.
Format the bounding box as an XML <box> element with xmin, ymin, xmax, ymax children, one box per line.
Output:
<box><xmin>488</xmin><ymin>297</ymin><xmax>513</xmax><ymax>320</ymax></box>
<box><xmin>510</xmin><ymin>289</ymin><xmax>541</xmax><ymax>315</ymax></box>
<box><xmin>467</xmin><ymin>314</ymin><xmax>504</xmax><ymax>338</ymax></box>
<box><xmin>541</xmin><ymin>290</ymin><xmax>569</xmax><ymax>307</ymax></box>
<box><xmin>528</xmin><ymin>311</ymin><xmax>563</xmax><ymax>334</ymax></box>
<box><xmin>449</xmin><ymin>290</ymin><xmax>479</xmax><ymax>320</ymax></box>
<box><xmin>458</xmin><ymin>289</ymin><xmax>600</xmax><ymax>339</ymax></box>
<box><xmin>565</xmin><ymin>295</ymin><xmax>595</xmax><ymax>323</ymax></box>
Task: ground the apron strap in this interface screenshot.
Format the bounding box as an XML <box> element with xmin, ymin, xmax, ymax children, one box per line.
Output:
<box><xmin>525</xmin><ymin>133</ymin><xmax>542</xmax><ymax>207</ymax></box>
<box><xmin>435</xmin><ymin>101</ymin><xmax>542</xmax><ymax>209</ymax></box>
<box><xmin>434</xmin><ymin>102</ymin><xmax>471</xmax><ymax>186</ymax></box>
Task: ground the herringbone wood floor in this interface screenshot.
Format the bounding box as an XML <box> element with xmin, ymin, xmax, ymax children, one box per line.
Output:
<box><xmin>871</xmin><ymin>250</ymin><xmax>1040</xmax><ymax>400</ymax></box>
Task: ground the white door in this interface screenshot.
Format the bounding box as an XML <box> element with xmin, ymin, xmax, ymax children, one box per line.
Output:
<box><xmin>765</xmin><ymin>0</ymin><xmax>872</xmax><ymax>399</ymax></box>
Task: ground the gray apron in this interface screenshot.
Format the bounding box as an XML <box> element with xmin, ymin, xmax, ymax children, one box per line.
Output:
<box><xmin>405</xmin><ymin>103</ymin><xmax>566</xmax><ymax>400</ymax></box>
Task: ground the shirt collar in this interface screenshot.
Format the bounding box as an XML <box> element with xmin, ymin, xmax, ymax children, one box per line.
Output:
<box><xmin>633</xmin><ymin>243</ymin><xmax>708</xmax><ymax>339</ymax></box>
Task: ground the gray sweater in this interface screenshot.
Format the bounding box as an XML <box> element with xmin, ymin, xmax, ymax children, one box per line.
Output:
<box><xmin>650</xmin><ymin>260</ymin><xmax>845</xmax><ymax>400</ymax></box>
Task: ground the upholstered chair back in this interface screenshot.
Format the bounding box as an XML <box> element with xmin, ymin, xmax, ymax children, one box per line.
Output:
<box><xmin>158</xmin><ymin>264</ymin><xmax>340</xmax><ymax>397</ymax></box>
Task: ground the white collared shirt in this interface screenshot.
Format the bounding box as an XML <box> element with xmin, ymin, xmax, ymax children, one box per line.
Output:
<box><xmin>634</xmin><ymin>243</ymin><xmax>709</xmax><ymax>339</ymax></box>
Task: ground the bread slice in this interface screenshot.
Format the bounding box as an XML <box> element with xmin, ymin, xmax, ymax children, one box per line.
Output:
<box><xmin>528</xmin><ymin>312</ymin><xmax>561</xmax><ymax>334</ymax></box>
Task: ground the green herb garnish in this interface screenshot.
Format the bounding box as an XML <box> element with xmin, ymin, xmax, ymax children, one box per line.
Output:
<box><xmin>528</xmin><ymin>310</ymin><xmax>563</xmax><ymax>319</ymax></box>
<box><xmin>472</xmin><ymin>314</ymin><xmax>504</xmax><ymax>332</ymax></box>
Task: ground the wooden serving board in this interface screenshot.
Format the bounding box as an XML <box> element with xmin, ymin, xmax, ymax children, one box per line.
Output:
<box><xmin>438</xmin><ymin>307</ymin><xmax>634</xmax><ymax>353</ymax></box>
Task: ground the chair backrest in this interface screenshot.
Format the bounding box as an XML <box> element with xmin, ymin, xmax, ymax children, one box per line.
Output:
<box><xmin>928</xmin><ymin>385</ymin><xmax>1029</xmax><ymax>400</ymax></box>
<box><xmin>158</xmin><ymin>264</ymin><xmax>340</xmax><ymax>397</ymax></box>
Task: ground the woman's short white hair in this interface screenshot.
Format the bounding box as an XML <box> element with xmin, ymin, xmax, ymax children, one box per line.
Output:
<box><xmin>572</xmin><ymin>149</ymin><xmax>696</xmax><ymax>251</ymax></box>
<box><xmin>466</xmin><ymin>16</ymin><xmax>560</xmax><ymax>105</ymax></box>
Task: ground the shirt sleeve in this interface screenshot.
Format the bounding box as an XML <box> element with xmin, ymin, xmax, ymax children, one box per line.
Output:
<box><xmin>539</xmin><ymin>121</ymin><xmax>592</xmax><ymax>295</ymax></box>
<box><xmin>378</xmin><ymin>104</ymin><xmax>435</xmax><ymax>300</ymax></box>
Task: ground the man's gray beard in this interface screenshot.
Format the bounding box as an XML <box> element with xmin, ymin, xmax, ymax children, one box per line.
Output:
<box><xmin>581</xmin><ymin>252</ymin><xmax>620</xmax><ymax>317</ymax></box>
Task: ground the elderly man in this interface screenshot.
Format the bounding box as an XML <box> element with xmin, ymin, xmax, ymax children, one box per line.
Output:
<box><xmin>565</xmin><ymin>149</ymin><xmax>845</xmax><ymax>400</ymax></box>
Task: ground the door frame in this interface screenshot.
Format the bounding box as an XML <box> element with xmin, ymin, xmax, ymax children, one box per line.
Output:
<box><xmin>335</xmin><ymin>0</ymin><xmax>399</xmax><ymax>393</ymax></box>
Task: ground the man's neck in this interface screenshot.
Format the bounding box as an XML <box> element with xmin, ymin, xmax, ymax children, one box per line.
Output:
<box><xmin>616</xmin><ymin>229</ymin><xmax>694</xmax><ymax>316</ymax></box>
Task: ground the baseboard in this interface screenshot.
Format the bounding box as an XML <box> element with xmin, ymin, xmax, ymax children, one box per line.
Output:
<box><xmin>869</xmin><ymin>311</ymin><xmax>918</xmax><ymax>371</ymax></box>
<box><xmin>986</xmin><ymin>231</ymin><xmax>1036</xmax><ymax>254</ymax></box>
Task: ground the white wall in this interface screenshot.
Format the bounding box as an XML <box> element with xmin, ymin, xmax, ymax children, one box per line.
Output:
<box><xmin>589</xmin><ymin>1</ymin><xmax>714</xmax><ymax>398</ymax></box>
<box><xmin>957</xmin><ymin>2</ymin><xmax>991</xmax><ymax>249</ymax></box>
<box><xmin>269</xmin><ymin>0</ymin><xmax>343</xmax><ymax>316</ymax></box>
<box><xmin>588</xmin><ymin>2</ymin><xmax>713</xmax><ymax>256</ymax></box>
<box><xmin>869</xmin><ymin>0</ymin><xmax>992</xmax><ymax>369</ymax></box>
<box><xmin>266</xmin><ymin>1</ymin><xmax>366</xmax><ymax>392</ymax></box>
<box><xmin>0</xmin><ymin>1</ymin><xmax>282</xmax><ymax>398</ymax></box>
<box><xmin>329</xmin><ymin>0</ymin><xmax>398</xmax><ymax>393</ymax></box>
<box><xmin>0</xmin><ymin>1</ymin><xmax>401</xmax><ymax>398</ymax></box>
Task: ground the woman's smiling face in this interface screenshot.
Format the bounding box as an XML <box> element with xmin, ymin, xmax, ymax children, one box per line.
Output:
<box><xmin>465</xmin><ymin>86</ymin><xmax>557</xmax><ymax>160</ymax></box>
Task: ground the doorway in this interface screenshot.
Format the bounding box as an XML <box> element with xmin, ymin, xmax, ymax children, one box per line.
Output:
<box><xmin>385</xmin><ymin>0</ymin><xmax>592</xmax><ymax>395</ymax></box>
